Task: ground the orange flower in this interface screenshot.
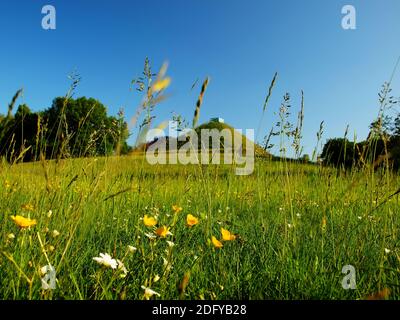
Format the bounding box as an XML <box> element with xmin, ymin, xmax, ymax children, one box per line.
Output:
<box><xmin>172</xmin><ymin>205</ymin><xmax>183</xmax><ymax>214</ymax></box>
<box><xmin>10</xmin><ymin>215</ymin><xmax>37</xmax><ymax>228</ymax></box>
<box><xmin>155</xmin><ymin>226</ymin><xmax>171</xmax><ymax>238</ymax></box>
<box><xmin>211</xmin><ymin>236</ymin><xmax>223</xmax><ymax>248</ymax></box>
<box><xmin>221</xmin><ymin>227</ymin><xmax>236</xmax><ymax>241</ymax></box>
<box><xmin>143</xmin><ymin>215</ymin><xmax>157</xmax><ymax>227</ymax></box>
<box><xmin>186</xmin><ymin>214</ymin><xmax>199</xmax><ymax>227</ymax></box>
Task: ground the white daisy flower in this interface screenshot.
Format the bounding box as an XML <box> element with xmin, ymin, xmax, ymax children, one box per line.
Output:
<box><xmin>93</xmin><ymin>253</ymin><xmax>118</xmax><ymax>269</ymax></box>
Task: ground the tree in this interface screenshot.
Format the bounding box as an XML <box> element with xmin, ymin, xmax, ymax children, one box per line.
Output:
<box><xmin>320</xmin><ymin>138</ymin><xmax>356</xmax><ymax>168</ymax></box>
<box><xmin>369</xmin><ymin>115</ymin><xmax>392</xmax><ymax>138</ymax></box>
<box><xmin>0</xmin><ymin>96</ymin><xmax>130</xmax><ymax>162</ymax></box>
<box><xmin>43</xmin><ymin>96</ymin><xmax>126</xmax><ymax>158</ymax></box>
<box><xmin>391</xmin><ymin>113</ymin><xmax>400</xmax><ymax>137</ymax></box>
<box><xmin>0</xmin><ymin>104</ymin><xmax>41</xmax><ymax>161</ymax></box>
<box><xmin>300</xmin><ymin>154</ymin><xmax>310</xmax><ymax>163</ymax></box>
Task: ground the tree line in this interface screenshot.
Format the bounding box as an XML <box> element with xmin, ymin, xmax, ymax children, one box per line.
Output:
<box><xmin>321</xmin><ymin>115</ymin><xmax>400</xmax><ymax>170</ymax></box>
<box><xmin>0</xmin><ymin>93</ymin><xmax>130</xmax><ymax>163</ymax></box>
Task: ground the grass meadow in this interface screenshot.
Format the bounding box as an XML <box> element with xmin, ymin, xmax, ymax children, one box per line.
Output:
<box><xmin>1</xmin><ymin>154</ymin><xmax>399</xmax><ymax>300</ymax></box>
<box><xmin>2</xmin><ymin>1</ymin><xmax>400</xmax><ymax>304</ymax></box>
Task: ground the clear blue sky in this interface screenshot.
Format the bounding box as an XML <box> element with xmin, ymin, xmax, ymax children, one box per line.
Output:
<box><xmin>0</xmin><ymin>0</ymin><xmax>399</xmax><ymax>157</ymax></box>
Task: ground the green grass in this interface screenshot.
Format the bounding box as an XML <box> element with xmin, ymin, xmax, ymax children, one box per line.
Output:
<box><xmin>0</xmin><ymin>155</ymin><xmax>399</xmax><ymax>300</ymax></box>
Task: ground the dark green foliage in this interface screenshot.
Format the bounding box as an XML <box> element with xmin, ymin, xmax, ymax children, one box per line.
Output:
<box><xmin>300</xmin><ymin>154</ymin><xmax>310</xmax><ymax>163</ymax></box>
<box><xmin>321</xmin><ymin>136</ymin><xmax>395</xmax><ymax>169</ymax></box>
<box><xmin>0</xmin><ymin>104</ymin><xmax>40</xmax><ymax>160</ymax></box>
<box><xmin>320</xmin><ymin>138</ymin><xmax>356</xmax><ymax>168</ymax></box>
<box><xmin>0</xmin><ymin>97</ymin><xmax>130</xmax><ymax>162</ymax></box>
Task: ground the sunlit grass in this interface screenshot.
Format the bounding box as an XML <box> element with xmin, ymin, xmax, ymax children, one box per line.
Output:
<box><xmin>1</xmin><ymin>155</ymin><xmax>399</xmax><ymax>300</ymax></box>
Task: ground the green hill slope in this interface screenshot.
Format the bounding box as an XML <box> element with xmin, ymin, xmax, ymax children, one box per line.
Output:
<box><xmin>133</xmin><ymin>120</ymin><xmax>270</xmax><ymax>158</ymax></box>
<box><xmin>194</xmin><ymin>121</ymin><xmax>269</xmax><ymax>157</ymax></box>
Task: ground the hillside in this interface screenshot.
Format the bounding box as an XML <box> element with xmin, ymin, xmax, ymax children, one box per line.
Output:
<box><xmin>135</xmin><ymin>120</ymin><xmax>270</xmax><ymax>158</ymax></box>
<box><xmin>194</xmin><ymin>120</ymin><xmax>270</xmax><ymax>157</ymax></box>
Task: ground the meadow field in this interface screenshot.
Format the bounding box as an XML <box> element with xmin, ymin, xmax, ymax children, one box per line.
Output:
<box><xmin>1</xmin><ymin>154</ymin><xmax>399</xmax><ymax>300</ymax></box>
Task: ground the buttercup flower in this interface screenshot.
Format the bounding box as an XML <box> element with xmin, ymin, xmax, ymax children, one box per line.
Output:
<box><xmin>93</xmin><ymin>253</ymin><xmax>118</xmax><ymax>269</ymax></box>
<box><xmin>52</xmin><ymin>230</ymin><xmax>60</xmax><ymax>237</ymax></box>
<box><xmin>10</xmin><ymin>215</ymin><xmax>37</xmax><ymax>228</ymax></box>
<box><xmin>186</xmin><ymin>214</ymin><xmax>199</xmax><ymax>227</ymax></box>
<box><xmin>172</xmin><ymin>205</ymin><xmax>183</xmax><ymax>214</ymax></box>
<box><xmin>143</xmin><ymin>215</ymin><xmax>157</xmax><ymax>227</ymax></box>
<box><xmin>155</xmin><ymin>226</ymin><xmax>172</xmax><ymax>238</ymax></box>
<box><xmin>221</xmin><ymin>227</ymin><xmax>236</xmax><ymax>241</ymax></box>
<box><xmin>211</xmin><ymin>236</ymin><xmax>223</xmax><ymax>248</ymax></box>
<box><xmin>152</xmin><ymin>77</ymin><xmax>171</xmax><ymax>93</ymax></box>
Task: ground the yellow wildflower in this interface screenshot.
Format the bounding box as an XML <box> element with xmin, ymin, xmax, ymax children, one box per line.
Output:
<box><xmin>172</xmin><ymin>205</ymin><xmax>183</xmax><ymax>214</ymax></box>
<box><xmin>221</xmin><ymin>227</ymin><xmax>236</xmax><ymax>241</ymax></box>
<box><xmin>10</xmin><ymin>215</ymin><xmax>37</xmax><ymax>228</ymax></box>
<box><xmin>211</xmin><ymin>236</ymin><xmax>223</xmax><ymax>248</ymax></box>
<box><xmin>143</xmin><ymin>215</ymin><xmax>157</xmax><ymax>227</ymax></box>
<box><xmin>155</xmin><ymin>226</ymin><xmax>171</xmax><ymax>238</ymax></box>
<box><xmin>186</xmin><ymin>214</ymin><xmax>199</xmax><ymax>227</ymax></box>
<box><xmin>152</xmin><ymin>77</ymin><xmax>171</xmax><ymax>93</ymax></box>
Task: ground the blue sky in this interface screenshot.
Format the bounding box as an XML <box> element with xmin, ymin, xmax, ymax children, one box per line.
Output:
<box><xmin>0</xmin><ymin>0</ymin><xmax>399</xmax><ymax>157</ymax></box>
